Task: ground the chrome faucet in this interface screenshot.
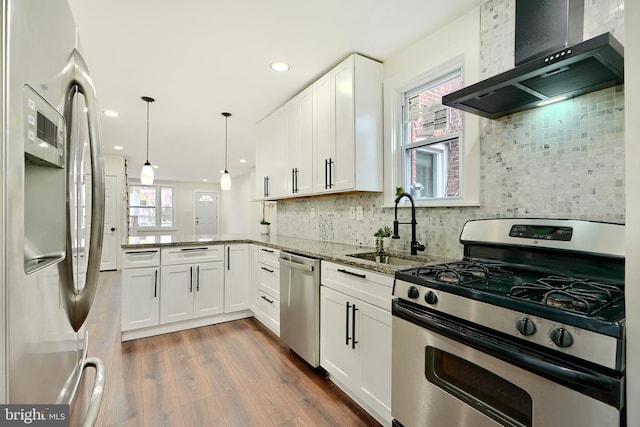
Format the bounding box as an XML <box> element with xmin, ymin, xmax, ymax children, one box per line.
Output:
<box><xmin>392</xmin><ymin>193</ymin><xmax>425</xmax><ymax>256</ymax></box>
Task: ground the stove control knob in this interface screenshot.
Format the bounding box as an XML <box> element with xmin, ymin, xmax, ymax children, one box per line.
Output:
<box><xmin>407</xmin><ymin>286</ymin><xmax>420</xmax><ymax>299</ymax></box>
<box><xmin>516</xmin><ymin>318</ymin><xmax>536</xmax><ymax>336</ymax></box>
<box><xmin>550</xmin><ymin>327</ymin><xmax>573</xmax><ymax>348</ymax></box>
<box><xmin>424</xmin><ymin>291</ymin><xmax>438</xmax><ymax>305</ymax></box>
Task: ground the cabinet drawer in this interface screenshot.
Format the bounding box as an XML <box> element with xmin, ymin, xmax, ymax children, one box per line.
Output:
<box><xmin>258</xmin><ymin>264</ymin><xmax>280</xmax><ymax>298</ymax></box>
<box><xmin>257</xmin><ymin>246</ymin><xmax>280</xmax><ymax>268</ymax></box>
<box><xmin>123</xmin><ymin>248</ymin><xmax>160</xmax><ymax>269</ymax></box>
<box><xmin>321</xmin><ymin>261</ymin><xmax>393</xmax><ymax>310</ymax></box>
<box><xmin>161</xmin><ymin>245</ymin><xmax>223</xmax><ymax>266</ymax></box>
<box><xmin>257</xmin><ymin>289</ymin><xmax>280</xmax><ymax>330</ymax></box>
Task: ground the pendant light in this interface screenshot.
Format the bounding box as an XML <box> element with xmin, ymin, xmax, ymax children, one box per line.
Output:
<box><xmin>140</xmin><ymin>96</ymin><xmax>155</xmax><ymax>185</ymax></box>
<box><xmin>220</xmin><ymin>112</ymin><xmax>232</xmax><ymax>191</ymax></box>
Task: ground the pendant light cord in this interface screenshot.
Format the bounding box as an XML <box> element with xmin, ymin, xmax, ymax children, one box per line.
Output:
<box><xmin>141</xmin><ymin>96</ymin><xmax>155</xmax><ymax>164</ymax></box>
<box><xmin>224</xmin><ymin>114</ymin><xmax>228</xmax><ymax>171</ymax></box>
<box><xmin>222</xmin><ymin>112</ymin><xmax>231</xmax><ymax>173</ymax></box>
<box><xmin>146</xmin><ymin>101</ymin><xmax>150</xmax><ymax>162</ymax></box>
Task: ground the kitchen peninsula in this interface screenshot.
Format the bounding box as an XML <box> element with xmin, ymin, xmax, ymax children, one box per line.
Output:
<box><xmin>121</xmin><ymin>234</ymin><xmax>444</xmax><ymax>340</ymax></box>
<box><xmin>122</xmin><ymin>234</ymin><xmax>444</xmax><ymax>276</ymax></box>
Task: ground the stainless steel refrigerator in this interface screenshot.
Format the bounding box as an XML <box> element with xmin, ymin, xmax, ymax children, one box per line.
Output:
<box><xmin>1</xmin><ymin>0</ymin><xmax>106</xmax><ymax>424</ymax></box>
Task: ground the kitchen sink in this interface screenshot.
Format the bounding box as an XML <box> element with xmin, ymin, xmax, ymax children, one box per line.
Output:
<box><xmin>346</xmin><ymin>252</ymin><xmax>431</xmax><ymax>266</ymax></box>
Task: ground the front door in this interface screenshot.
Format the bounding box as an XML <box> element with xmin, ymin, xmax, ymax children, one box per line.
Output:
<box><xmin>195</xmin><ymin>191</ymin><xmax>217</xmax><ymax>235</ymax></box>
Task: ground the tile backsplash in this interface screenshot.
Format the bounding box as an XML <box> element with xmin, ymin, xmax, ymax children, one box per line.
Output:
<box><xmin>277</xmin><ymin>0</ymin><xmax>625</xmax><ymax>259</ymax></box>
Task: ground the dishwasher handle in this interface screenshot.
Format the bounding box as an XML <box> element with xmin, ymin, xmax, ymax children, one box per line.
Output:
<box><xmin>279</xmin><ymin>258</ymin><xmax>314</xmax><ymax>272</ymax></box>
<box><xmin>279</xmin><ymin>253</ymin><xmax>317</xmax><ymax>272</ymax></box>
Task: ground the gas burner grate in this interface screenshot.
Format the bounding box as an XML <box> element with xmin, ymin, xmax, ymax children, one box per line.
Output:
<box><xmin>414</xmin><ymin>260</ymin><xmax>512</xmax><ymax>286</ymax></box>
<box><xmin>509</xmin><ymin>276</ymin><xmax>623</xmax><ymax>316</ymax></box>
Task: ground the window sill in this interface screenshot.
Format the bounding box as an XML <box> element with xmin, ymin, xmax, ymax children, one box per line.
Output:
<box><xmin>135</xmin><ymin>227</ymin><xmax>177</xmax><ymax>232</ymax></box>
<box><xmin>382</xmin><ymin>198</ymin><xmax>480</xmax><ymax>209</ymax></box>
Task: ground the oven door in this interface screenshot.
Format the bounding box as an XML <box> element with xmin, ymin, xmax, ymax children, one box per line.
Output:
<box><xmin>392</xmin><ymin>300</ymin><xmax>624</xmax><ymax>427</ymax></box>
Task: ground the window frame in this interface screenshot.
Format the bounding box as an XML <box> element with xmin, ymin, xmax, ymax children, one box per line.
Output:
<box><xmin>128</xmin><ymin>183</ymin><xmax>176</xmax><ymax>231</ymax></box>
<box><xmin>383</xmin><ymin>55</ymin><xmax>480</xmax><ymax>208</ymax></box>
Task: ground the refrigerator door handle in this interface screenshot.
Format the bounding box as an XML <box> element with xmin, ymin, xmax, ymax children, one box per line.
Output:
<box><xmin>59</xmin><ymin>49</ymin><xmax>106</xmax><ymax>332</ymax></box>
<box><xmin>56</xmin><ymin>334</ymin><xmax>105</xmax><ymax>427</ymax></box>
<box><xmin>79</xmin><ymin>356</ymin><xmax>106</xmax><ymax>427</ymax></box>
<box><xmin>56</xmin><ymin>358</ymin><xmax>105</xmax><ymax>427</ymax></box>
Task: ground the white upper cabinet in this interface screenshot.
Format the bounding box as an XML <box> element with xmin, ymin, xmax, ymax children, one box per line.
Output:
<box><xmin>285</xmin><ymin>87</ymin><xmax>313</xmax><ymax>196</ymax></box>
<box><xmin>256</xmin><ymin>53</ymin><xmax>383</xmax><ymax>200</ymax></box>
<box><xmin>256</xmin><ymin>107</ymin><xmax>287</xmax><ymax>199</ymax></box>
<box><xmin>314</xmin><ymin>54</ymin><xmax>383</xmax><ymax>194</ymax></box>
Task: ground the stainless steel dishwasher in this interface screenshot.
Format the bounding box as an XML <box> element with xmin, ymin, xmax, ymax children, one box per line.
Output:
<box><xmin>279</xmin><ymin>252</ymin><xmax>320</xmax><ymax>367</ymax></box>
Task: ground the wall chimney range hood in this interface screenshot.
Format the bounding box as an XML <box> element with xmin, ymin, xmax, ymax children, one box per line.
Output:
<box><xmin>442</xmin><ymin>0</ymin><xmax>624</xmax><ymax>120</ymax></box>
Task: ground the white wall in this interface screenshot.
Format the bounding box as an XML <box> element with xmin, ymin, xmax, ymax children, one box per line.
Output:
<box><xmin>173</xmin><ymin>181</ymin><xmax>220</xmax><ymax>235</ymax></box>
<box><xmin>126</xmin><ymin>169</ymin><xmax>263</xmax><ymax>240</ymax></box>
<box><xmin>382</xmin><ymin>6</ymin><xmax>480</xmax><ymax>208</ymax></box>
<box><xmin>624</xmin><ymin>1</ymin><xmax>639</xmax><ymax>424</ymax></box>
<box><xmin>218</xmin><ymin>171</ymin><xmax>265</xmax><ymax>234</ymax></box>
<box><xmin>132</xmin><ymin>179</ymin><xmax>220</xmax><ymax>237</ymax></box>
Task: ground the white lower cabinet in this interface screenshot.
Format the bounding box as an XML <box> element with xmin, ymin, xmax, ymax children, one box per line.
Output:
<box><xmin>251</xmin><ymin>245</ymin><xmax>281</xmax><ymax>335</ymax></box>
<box><xmin>121</xmin><ymin>265</ymin><xmax>160</xmax><ymax>331</ymax></box>
<box><xmin>160</xmin><ymin>261</ymin><xmax>224</xmax><ymax>324</ymax></box>
<box><xmin>194</xmin><ymin>262</ymin><xmax>225</xmax><ymax>317</ymax></box>
<box><xmin>160</xmin><ymin>245</ymin><xmax>225</xmax><ymax>324</ymax></box>
<box><xmin>256</xmin><ymin>289</ymin><xmax>280</xmax><ymax>334</ymax></box>
<box><xmin>121</xmin><ymin>244</ymin><xmax>251</xmax><ymax>341</ymax></box>
<box><xmin>320</xmin><ymin>262</ymin><xmax>392</xmax><ymax>426</ymax></box>
<box><xmin>121</xmin><ymin>248</ymin><xmax>160</xmax><ymax>331</ymax></box>
<box><xmin>224</xmin><ymin>244</ymin><xmax>251</xmax><ymax>313</ymax></box>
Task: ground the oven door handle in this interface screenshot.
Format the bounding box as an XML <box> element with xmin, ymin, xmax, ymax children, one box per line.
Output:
<box><xmin>393</xmin><ymin>301</ymin><xmax>618</xmax><ymax>393</ymax></box>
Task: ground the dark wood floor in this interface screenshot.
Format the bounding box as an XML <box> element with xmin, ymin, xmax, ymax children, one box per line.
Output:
<box><xmin>85</xmin><ymin>271</ymin><xmax>381</xmax><ymax>426</ymax></box>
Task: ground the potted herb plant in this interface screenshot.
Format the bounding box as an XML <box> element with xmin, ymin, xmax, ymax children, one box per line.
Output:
<box><xmin>374</xmin><ymin>226</ymin><xmax>392</xmax><ymax>263</ymax></box>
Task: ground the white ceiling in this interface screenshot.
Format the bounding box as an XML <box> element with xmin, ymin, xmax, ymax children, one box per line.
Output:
<box><xmin>67</xmin><ymin>0</ymin><xmax>482</xmax><ymax>183</ymax></box>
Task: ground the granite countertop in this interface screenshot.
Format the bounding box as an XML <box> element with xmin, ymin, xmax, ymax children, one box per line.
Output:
<box><xmin>122</xmin><ymin>234</ymin><xmax>452</xmax><ymax>275</ymax></box>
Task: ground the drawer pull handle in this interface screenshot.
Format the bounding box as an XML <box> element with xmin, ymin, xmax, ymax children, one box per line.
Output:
<box><xmin>261</xmin><ymin>267</ymin><xmax>274</xmax><ymax>273</ymax></box>
<box><xmin>337</xmin><ymin>268</ymin><xmax>366</xmax><ymax>279</ymax></box>
<box><xmin>180</xmin><ymin>247</ymin><xmax>209</xmax><ymax>252</ymax></box>
<box><xmin>126</xmin><ymin>250</ymin><xmax>158</xmax><ymax>255</ymax></box>
<box><xmin>345</xmin><ymin>302</ymin><xmax>351</xmax><ymax>345</ymax></box>
<box><xmin>261</xmin><ymin>248</ymin><xmax>275</xmax><ymax>253</ymax></box>
<box><xmin>352</xmin><ymin>304</ymin><xmax>358</xmax><ymax>349</ymax></box>
<box><xmin>261</xmin><ymin>295</ymin><xmax>274</xmax><ymax>304</ymax></box>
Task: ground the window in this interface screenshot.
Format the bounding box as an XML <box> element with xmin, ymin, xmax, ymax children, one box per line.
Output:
<box><xmin>129</xmin><ymin>185</ymin><xmax>174</xmax><ymax>229</ymax></box>
<box><xmin>402</xmin><ymin>72</ymin><xmax>463</xmax><ymax>200</ymax></box>
<box><xmin>383</xmin><ymin>13</ymin><xmax>480</xmax><ymax>207</ymax></box>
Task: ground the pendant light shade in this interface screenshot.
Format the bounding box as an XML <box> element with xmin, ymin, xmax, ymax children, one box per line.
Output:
<box><xmin>140</xmin><ymin>96</ymin><xmax>155</xmax><ymax>185</ymax></box>
<box><xmin>221</xmin><ymin>112</ymin><xmax>232</xmax><ymax>191</ymax></box>
<box><xmin>140</xmin><ymin>161</ymin><xmax>154</xmax><ymax>185</ymax></box>
<box><xmin>220</xmin><ymin>171</ymin><xmax>231</xmax><ymax>191</ymax></box>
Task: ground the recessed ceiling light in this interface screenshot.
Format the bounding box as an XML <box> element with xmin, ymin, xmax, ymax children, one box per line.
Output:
<box><xmin>239</xmin><ymin>159</ymin><xmax>247</xmax><ymax>163</ymax></box>
<box><xmin>270</xmin><ymin>61</ymin><xmax>290</xmax><ymax>72</ymax></box>
<box><xmin>202</xmin><ymin>178</ymin><xmax>208</xmax><ymax>182</ymax></box>
<box><xmin>113</xmin><ymin>145</ymin><xmax>124</xmax><ymax>151</ymax></box>
<box><xmin>103</xmin><ymin>109</ymin><xmax>120</xmax><ymax>117</ymax></box>
<box><xmin>152</xmin><ymin>165</ymin><xmax>159</xmax><ymax>169</ymax></box>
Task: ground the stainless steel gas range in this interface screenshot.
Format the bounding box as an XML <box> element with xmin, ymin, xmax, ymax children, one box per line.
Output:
<box><xmin>391</xmin><ymin>219</ymin><xmax>625</xmax><ymax>427</ymax></box>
